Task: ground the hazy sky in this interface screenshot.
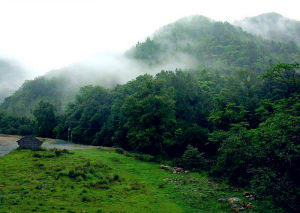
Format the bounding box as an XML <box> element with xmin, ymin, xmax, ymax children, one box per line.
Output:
<box><xmin>0</xmin><ymin>0</ymin><xmax>299</xmax><ymax>75</ymax></box>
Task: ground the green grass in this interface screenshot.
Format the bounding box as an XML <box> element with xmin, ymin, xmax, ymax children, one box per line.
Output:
<box><xmin>0</xmin><ymin>148</ymin><xmax>267</xmax><ymax>212</ymax></box>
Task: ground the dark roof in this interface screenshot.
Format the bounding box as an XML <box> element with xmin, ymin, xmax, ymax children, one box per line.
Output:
<box><xmin>17</xmin><ymin>135</ymin><xmax>42</xmax><ymax>145</ymax></box>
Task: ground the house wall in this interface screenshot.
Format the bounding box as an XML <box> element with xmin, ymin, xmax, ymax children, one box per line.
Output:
<box><xmin>19</xmin><ymin>142</ymin><xmax>41</xmax><ymax>150</ymax></box>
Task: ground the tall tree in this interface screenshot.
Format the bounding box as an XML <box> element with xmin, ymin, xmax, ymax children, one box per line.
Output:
<box><xmin>33</xmin><ymin>100</ymin><xmax>57</xmax><ymax>137</ymax></box>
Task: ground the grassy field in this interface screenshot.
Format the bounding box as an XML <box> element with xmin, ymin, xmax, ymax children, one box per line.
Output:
<box><xmin>0</xmin><ymin>148</ymin><xmax>276</xmax><ymax>213</ymax></box>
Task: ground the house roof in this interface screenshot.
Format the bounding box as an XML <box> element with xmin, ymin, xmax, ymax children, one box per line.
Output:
<box><xmin>17</xmin><ymin>135</ymin><xmax>42</xmax><ymax>145</ymax></box>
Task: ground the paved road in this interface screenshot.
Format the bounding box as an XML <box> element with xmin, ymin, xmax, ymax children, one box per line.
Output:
<box><xmin>0</xmin><ymin>135</ymin><xmax>99</xmax><ymax>157</ymax></box>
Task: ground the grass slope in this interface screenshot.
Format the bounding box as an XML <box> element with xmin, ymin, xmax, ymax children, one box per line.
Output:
<box><xmin>0</xmin><ymin>149</ymin><xmax>274</xmax><ymax>212</ymax></box>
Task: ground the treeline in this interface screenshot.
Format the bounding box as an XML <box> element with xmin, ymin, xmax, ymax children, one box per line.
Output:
<box><xmin>0</xmin><ymin>63</ymin><xmax>299</xmax><ymax>211</ymax></box>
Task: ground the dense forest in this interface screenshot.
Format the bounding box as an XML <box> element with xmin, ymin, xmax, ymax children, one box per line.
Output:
<box><xmin>0</xmin><ymin>14</ymin><xmax>299</xmax><ymax>212</ymax></box>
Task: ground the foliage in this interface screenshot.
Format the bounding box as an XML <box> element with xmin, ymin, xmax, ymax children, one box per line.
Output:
<box><xmin>130</xmin><ymin>16</ymin><xmax>300</xmax><ymax>73</ymax></box>
<box><xmin>0</xmin><ymin>110</ymin><xmax>33</xmax><ymax>135</ymax></box>
<box><xmin>0</xmin><ymin>148</ymin><xmax>280</xmax><ymax>212</ymax></box>
<box><xmin>120</xmin><ymin>75</ymin><xmax>176</xmax><ymax>154</ymax></box>
<box><xmin>210</xmin><ymin>96</ymin><xmax>300</xmax><ymax>211</ymax></box>
<box><xmin>181</xmin><ymin>145</ymin><xmax>207</xmax><ymax>171</ymax></box>
<box><xmin>0</xmin><ymin>58</ymin><xmax>299</xmax><ymax>211</ymax></box>
<box><xmin>261</xmin><ymin>62</ymin><xmax>300</xmax><ymax>98</ymax></box>
<box><xmin>61</xmin><ymin>86</ymin><xmax>112</xmax><ymax>144</ymax></box>
<box><xmin>0</xmin><ymin>77</ymin><xmax>70</xmax><ymax>117</ymax></box>
<box><xmin>33</xmin><ymin>100</ymin><xmax>57</xmax><ymax>138</ymax></box>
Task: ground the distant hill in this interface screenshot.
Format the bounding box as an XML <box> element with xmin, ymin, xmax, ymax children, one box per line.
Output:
<box><xmin>0</xmin><ymin>68</ymin><xmax>122</xmax><ymax>117</ymax></box>
<box><xmin>0</xmin><ymin>53</ymin><xmax>147</xmax><ymax>117</ymax></box>
<box><xmin>234</xmin><ymin>12</ymin><xmax>300</xmax><ymax>45</ymax></box>
<box><xmin>129</xmin><ymin>15</ymin><xmax>300</xmax><ymax>73</ymax></box>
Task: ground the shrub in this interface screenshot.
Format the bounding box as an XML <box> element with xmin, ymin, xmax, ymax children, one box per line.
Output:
<box><xmin>181</xmin><ymin>145</ymin><xmax>206</xmax><ymax>171</ymax></box>
<box><xmin>115</xmin><ymin>147</ymin><xmax>124</xmax><ymax>154</ymax></box>
<box><xmin>133</xmin><ymin>153</ymin><xmax>155</xmax><ymax>162</ymax></box>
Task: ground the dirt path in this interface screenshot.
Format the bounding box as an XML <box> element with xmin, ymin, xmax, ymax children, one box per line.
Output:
<box><xmin>0</xmin><ymin>135</ymin><xmax>99</xmax><ymax>157</ymax></box>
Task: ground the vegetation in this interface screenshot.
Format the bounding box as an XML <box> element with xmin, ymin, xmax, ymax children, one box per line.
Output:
<box><xmin>0</xmin><ymin>110</ymin><xmax>33</xmax><ymax>135</ymax></box>
<box><xmin>0</xmin><ymin>76</ymin><xmax>73</xmax><ymax>117</ymax></box>
<box><xmin>2</xmin><ymin>15</ymin><xmax>300</xmax><ymax>117</ymax></box>
<box><xmin>0</xmin><ymin>62</ymin><xmax>299</xmax><ymax>211</ymax></box>
<box><xmin>129</xmin><ymin>16</ymin><xmax>300</xmax><ymax>73</ymax></box>
<box><xmin>0</xmin><ymin>14</ymin><xmax>299</xmax><ymax>212</ymax></box>
<box><xmin>0</xmin><ymin>148</ymin><xmax>281</xmax><ymax>212</ymax></box>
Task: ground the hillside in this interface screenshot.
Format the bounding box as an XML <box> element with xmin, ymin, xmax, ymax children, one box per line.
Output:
<box><xmin>234</xmin><ymin>12</ymin><xmax>300</xmax><ymax>46</ymax></box>
<box><xmin>0</xmin><ymin>53</ymin><xmax>149</xmax><ymax>117</ymax></box>
<box><xmin>0</xmin><ymin>77</ymin><xmax>71</xmax><ymax>117</ymax></box>
<box><xmin>0</xmin><ymin>148</ymin><xmax>278</xmax><ymax>212</ymax></box>
<box><xmin>129</xmin><ymin>15</ymin><xmax>300</xmax><ymax>73</ymax></box>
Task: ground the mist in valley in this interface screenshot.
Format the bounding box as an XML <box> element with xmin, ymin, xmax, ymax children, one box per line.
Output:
<box><xmin>0</xmin><ymin>58</ymin><xmax>32</xmax><ymax>102</ymax></box>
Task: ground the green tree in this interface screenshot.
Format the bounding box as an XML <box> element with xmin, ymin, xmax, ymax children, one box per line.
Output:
<box><xmin>33</xmin><ymin>100</ymin><xmax>57</xmax><ymax>137</ymax></box>
<box><xmin>261</xmin><ymin>62</ymin><xmax>300</xmax><ymax>98</ymax></box>
<box><xmin>181</xmin><ymin>145</ymin><xmax>206</xmax><ymax>171</ymax></box>
<box><xmin>120</xmin><ymin>75</ymin><xmax>176</xmax><ymax>154</ymax></box>
<box><xmin>64</xmin><ymin>86</ymin><xmax>112</xmax><ymax>145</ymax></box>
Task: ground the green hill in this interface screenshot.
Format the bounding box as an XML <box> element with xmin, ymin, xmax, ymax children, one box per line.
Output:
<box><xmin>0</xmin><ymin>77</ymin><xmax>71</xmax><ymax>117</ymax></box>
<box><xmin>129</xmin><ymin>15</ymin><xmax>300</xmax><ymax>72</ymax></box>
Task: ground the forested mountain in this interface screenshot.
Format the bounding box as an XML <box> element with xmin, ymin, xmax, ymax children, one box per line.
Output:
<box><xmin>129</xmin><ymin>15</ymin><xmax>300</xmax><ymax>72</ymax></box>
<box><xmin>234</xmin><ymin>12</ymin><xmax>300</xmax><ymax>46</ymax></box>
<box><xmin>1</xmin><ymin>14</ymin><xmax>300</xmax><ymax>117</ymax></box>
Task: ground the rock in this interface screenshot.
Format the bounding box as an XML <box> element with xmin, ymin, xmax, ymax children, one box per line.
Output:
<box><xmin>184</xmin><ymin>170</ymin><xmax>189</xmax><ymax>174</ymax></box>
<box><xmin>173</xmin><ymin>167</ymin><xmax>184</xmax><ymax>174</ymax></box>
<box><xmin>243</xmin><ymin>192</ymin><xmax>256</xmax><ymax>200</ymax></box>
<box><xmin>227</xmin><ymin>197</ymin><xmax>241</xmax><ymax>204</ymax></box>
<box><xmin>231</xmin><ymin>208</ymin><xmax>239</xmax><ymax>213</ymax></box>
<box><xmin>231</xmin><ymin>204</ymin><xmax>245</xmax><ymax>212</ymax></box>
<box><xmin>217</xmin><ymin>198</ymin><xmax>227</xmax><ymax>203</ymax></box>
<box><xmin>231</xmin><ymin>204</ymin><xmax>239</xmax><ymax>209</ymax></box>
<box><xmin>160</xmin><ymin>165</ymin><xmax>172</xmax><ymax>171</ymax></box>
<box><xmin>246</xmin><ymin>203</ymin><xmax>253</xmax><ymax>209</ymax></box>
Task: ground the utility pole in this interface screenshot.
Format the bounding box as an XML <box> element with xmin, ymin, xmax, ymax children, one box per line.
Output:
<box><xmin>68</xmin><ymin>127</ymin><xmax>71</xmax><ymax>143</ymax></box>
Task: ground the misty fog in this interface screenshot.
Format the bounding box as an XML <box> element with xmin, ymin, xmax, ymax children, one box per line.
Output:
<box><xmin>0</xmin><ymin>58</ymin><xmax>32</xmax><ymax>102</ymax></box>
<box><xmin>234</xmin><ymin>12</ymin><xmax>300</xmax><ymax>45</ymax></box>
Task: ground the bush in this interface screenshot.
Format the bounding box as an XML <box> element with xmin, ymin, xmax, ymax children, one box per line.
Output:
<box><xmin>115</xmin><ymin>147</ymin><xmax>124</xmax><ymax>154</ymax></box>
<box><xmin>212</xmin><ymin>110</ymin><xmax>300</xmax><ymax>212</ymax></box>
<box><xmin>132</xmin><ymin>153</ymin><xmax>155</xmax><ymax>162</ymax></box>
<box><xmin>181</xmin><ymin>145</ymin><xmax>206</xmax><ymax>171</ymax></box>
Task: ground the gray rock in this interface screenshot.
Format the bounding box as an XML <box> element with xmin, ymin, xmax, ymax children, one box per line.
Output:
<box><xmin>217</xmin><ymin>198</ymin><xmax>227</xmax><ymax>203</ymax></box>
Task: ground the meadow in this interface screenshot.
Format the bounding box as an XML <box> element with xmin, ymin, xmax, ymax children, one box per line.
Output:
<box><xmin>0</xmin><ymin>148</ymin><xmax>278</xmax><ymax>213</ymax></box>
